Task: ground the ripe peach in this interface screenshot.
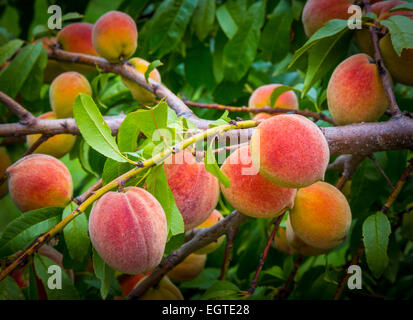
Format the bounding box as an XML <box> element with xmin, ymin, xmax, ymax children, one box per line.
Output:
<box><xmin>250</xmin><ymin>114</ymin><xmax>329</xmax><ymax>188</ymax></box>
<box><xmin>122</xmin><ymin>57</ymin><xmax>161</xmax><ymax>103</ymax></box>
<box><xmin>248</xmin><ymin>84</ymin><xmax>298</xmax><ymax>119</ymax></box>
<box><xmin>302</xmin><ymin>0</ymin><xmax>353</xmax><ymax>37</ymax></box>
<box><xmin>0</xmin><ymin>147</ymin><xmax>12</xmax><ymax>198</ymax></box>
<box><xmin>57</xmin><ymin>22</ymin><xmax>98</xmax><ymax>74</ymax></box>
<box><xmin>220</xmin><ymin>145</ymin><xmax>296</xmax><ymax>218</ymax></box>
<box><xmin>89</xmin><ymin>187</ymin><xmax>167</xmax><ymax>274</ymax></box>
<box><xmin>49</xmin><ymin>71</ymin><xmax>92</xmax><ymax>119</ymax></box>
<box><xmin>92</xmin><ymin>11</ymin><xmax>138</xmax><ymax>63</ymax></box>
<box><xmin>289</xmin><ymin>181</ymin><xmax>352</xmax><ymax>250</ymax></box>
<box><xmin>164</xmin><ymin>150</ymin><xmax>220</xmax><ymax>230</ymax></box>
<box><xmin>327</xmin><ymin>54</ymin><xmax>388</xmax><ymax>125</ymax></box>
<box><xmin>118</xmin><ymin>273</ymin><xmax>148</xmax><ymax>296</ymax></box>
<box><xmin>26</xmin><ymin>112</ymin><xmax>76</xmax><ymax>158</ymax></box>
<box><xmin>194</xmin><ymin>210</ymin><xmax>225</xmax><ymax>254</ymax></box>
<box><xmin>272</xmin><ymin>227</ymin><xmax>293</xmax><ymax>255</ymax></box>
<box><xmin>6</xmin><ymin>154</ymin><xmax>73</xmax><ymax>212</ymax></box>
<box><xmin>285</xmin><ymin>217</ymin><xmax>330</xmax><ymax>256</ymax></box>
<box><xmin>168</xmin><ymin>253</ymin><xmax>207</xmax><ymax>282</ymax></box>
<box><xmin>137</xmin><ymin>276</ymin><xmax>184</xmax><ymax>300</ymax></box>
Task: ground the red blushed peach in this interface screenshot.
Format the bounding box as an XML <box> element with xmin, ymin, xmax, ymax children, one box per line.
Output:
<box><xmin>272</xmin><ymin>227</ymin><xmax>293</xmax><ymax>255</ymax></box>
<box><xmin>0</xmin><ymin>147</ymin><xmax>12</xmax><ymax>198</ymax></box>
<box><xmin>302</xmin><ymin>0</ymin><xmax>354</xmax><ymax>37</ymax></box>
<box><xmin>26</xmin><ymin>112</ymin><xmax>76</xmax><ymax>159</ymax></box>
<box><xmin>220</xmin><ymin>145</ymin><xmax>296</xmax><ymax>218</ymax></box>
<box><xmin>92</xmin><ymin>11</ymin><xmax>138</xmax><ymax>63</ymax></box>
<box><xmin>136</xmin><ymin>276</ymin><xmax>184</xmax><ymax>300</ymax></box>
<box><xmin>289</xmin><ymin>181</ymin><xmax>352</xmax><ymax>250</ymax></box>
<box><xmin>6</xmin><ymin>154</ymin><xmax>73</xmax><ymax>212</ymax></box>
<box><xmin>122</xmin><ymin>57</ymin><xmax>161</xmax><ymax>103</ymax></box>
<box><xmin>250</xmin><ymin>114</ymin><xmax>330</xmax><ymax>188</ymax></box>
<box><xmin>168</xmin><ymin>253</ymin><xmax>207</xmax><ymax>282</ymax></box>
<box><xmin>118</xmin><ymin>273</ymin><xmax>149</xmax><ymax>296</ymax></box>
<box><xmin>327</xmin><ymin>54</ymin><xmax>388</xmax><ymax>125</ymax></box>
<box><xmin>164</xmin><ymin>150</ymin><xmax>220</xmax><ymax>230</ymax></box>
<box><xmin>89</xmin><ymin>187</ymin><xmax>167</xmax><ymax>274</ymax></box>
<box><xmin>49</xmin><ymin>71</ymin><xmax>92</xmax><ymax>119</ymax></box>
<box><xmin>194</xmin><ymin>210</ymin><xmax>225</xmax><ymax>254</ymax></box>
<box><xmin>248</xmin><ymin>84</ymin><xmax>298</xmax><ymax>119</ymax></box>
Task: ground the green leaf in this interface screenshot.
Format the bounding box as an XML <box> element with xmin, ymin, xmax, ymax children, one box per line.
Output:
<box><xmin>205</xmin><ymin>144</ymin><xmax>230</xmax><ymax>188</ymax></box>
<box><xmin>0</xmin><ymin>39</ymin><xmax>23</xmax><ymax>66</ymax></box>
<box><xmin>208</xmin><ymin>110</ymin><xmax>230</xmax><ymax>127</ymax></box>
<box><xmin>381</xmin><ymin>15</ymin><xmax>413</xmax><ymax>55</ymax></box>
<box><xmin>0</xmin><ymin>42</ymin><xmax>43</xmax><ymax>98</ymax></box>
<box><xmin>201</xmin><ymin>280</ymin><xmax>240</xmax><ymax>300</ymax></box>
<box><xmin>263</xmin><ymin>266</ymin><xmax>286</xmax><ymax>280</ymax></box>
<box><xmin>181</xmin><ymin>268</ymin><xmax>221</xmax><ymax>289</ymax></box>
<box><xmin>92</xmin><ymin>247</ymin><xmax>116</xmax><ymax>299</ymax></box>
<box><xmin>269</xmin><ymin>85</ymin><xmax>300</xmax><ymax>107</ymax></box>
<box><xmin>34</xmin><ymin>255</ymin><xmax>80</xmax><ymax>300</ymax></box>
<box><xmin>222</xmin><ymin>1</ymin><xmax>266</xmax><ymax>82</ymax></box>
<box><xmin>20</xmin><ymin>48</ymin><xmax>48</xmax><ymax>101</ymax></box>
<box><xmin>216</xmin><ymin>3</ymin><xmax>238</xmax><ymax>39</ymax></box>
<box><xmin>0</xmin><ymin>276</ymin><xmax>24</xmax><ymax>300</ymax></box>
<box><xmin>362</xmin><ymin>212</ymin><xmax>391</xmax><ymax>278</ymax></box>
<box><xmin>0</xmin><ymin>207</ymin><xmax>62</xmax><ymax>258</ymax></box>
<box><xmin>73</xmin><ymin>94</ymin><xmax>127</xmax><ymax>163</ymax></box>
<box><xmin>191</xmin><ymin>0</ymin><xmax>215</xmax><ymax>41</ymax></box>
<box><xmin>62</xmin><ymin>202</ymin><xmax>90</xmax><ymax>263</ymax></box>
<box><xmin>145</xmin><ymin>59</ymin><xmax>163</xmax><ymax>83</ymax></box>
<box><xmin>260</xmin><ymin>0</ymin><xmax>293</xmax><ymax>63</ymax></box>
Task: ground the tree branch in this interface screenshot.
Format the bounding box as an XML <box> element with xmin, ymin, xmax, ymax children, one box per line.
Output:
<box><xmin>0</xmin><ymin>91</ymin><xmax>37</xmax><ymax>125</ymax></box>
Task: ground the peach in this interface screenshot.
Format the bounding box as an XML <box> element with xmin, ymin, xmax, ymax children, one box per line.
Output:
<box><xmin>137</xmin><ymin>276</ymin><xmax>184</xmax><ymax>300</ymax></box>
<box><xmin>118</xmin><ymin>273</ymin><xmax>148</xmax><ymax>296</ymax></box>
<box><xmin>220</xmin><ymin>145</ymin><xmax>296</xmax><ymax>218</ymax></box>
<box><xmin>168</xmin><ymin>253</ymin><xmax>207</xmax><ymax>282</ymax></box>
<box><xmin>194</xmin><ymin>210</ymin><xmax>225</xmax><ymax>254</ymax></box>
<box><xmin>89</xmin><ymin>187</ymin><xmax>167</xmax><ymax>274</ymax></box>
<box><xmin>92</xmin><ymin>11</ymin><xmax>138</xmax><ymax>63</ymax></box>
<box><xmin>285</xmin><ymin>217</ymin><xmax>330</xmax><ymax>256</ymax></box>
<box><xmin>272</xmin><ymin>227</ymin><xmax>293</xmax><ymax>255</ymax></box>
<box><xmin>0</xmin><ymin>147</ymin><xmax>11</xmax><ymax>198</ymax></box>
<box><xmin>164</xmin><ymin>150</ymin><xmax>220</xmax><ymax>230</ymax></box>
<box><xmin>248</xmin><ymin>84</ymin><xmax>298</xmax><ymax>119</ymax></box>
<box><xmin>289</xmin><ymin>181</ymin><xmax>352</xmax><ymax>250</ymax></box>
<box><xmin>6</xmin><ymin>154</ymin><xmax>73</xmax><ymax>212</ymax></box>
<box><xmin>49</xmin><ymin>71</ymin><xmax>92</xmax><ymax>119</ymax></box>
<box><xmin>327</xmin><ymin>54</ymin><xmax>388</xmax><ymax>125</ymax></box>
<box><xmin>302</xmin><ymin>0</ymin><xmax>354</xmax><ymax>37</ymax></box>
<box><xmin>250</xmin><ymin>114</ymin><xmax>329</xmax><ymax>188</ymax></box>
<box><xmin>122</xmin><ymin>57</ymin><xmax>161</xmax><ymax>103</ymax></box>
<box><xmin>57</xmin><ymin>22</ymin><xmax>98</xmax><ymax>74</ymax></box>
<box><xmin>26</xmin><ymin>112</ymin><xmax>76</xmax><ymax>158</ymax></box>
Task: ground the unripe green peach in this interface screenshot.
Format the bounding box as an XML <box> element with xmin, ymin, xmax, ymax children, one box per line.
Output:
<box><xmin>250</xmin><ymin>114</ymin><xmax>330</xmax><ymax>188</ymax></box>
<box><xmin>49</xmin><ymin>71</ymin><xmax>92</xmax><ymax>119</ymax></box>
<box><xmin>164</xmin><ymin>150</ymin><xmax>220</xmax><ymax>230</ymax></box>
<box><xmin>0</xmin><ymin>147</ymin><xmax>11</xmax><ymax>199</ymax></box>
<box><xmin>248</xmin><ymin>84</ymin><xmax>298</xmax><ymax>119</ymax></box>
<box><xmin>194</xmin><ymin>210</ymin><xmax>225</xmax><ymax>255</ymax></box>
<box><xmin>6</xmin><ymin>154</ymin><xmax>73</xmax><ymax>212</ymax></box>
<box><xmin>92</xmin><ymin>11</ymin><xmax>138</xmax><ymax>63</ymax></box>
<box><xmin>327</xmin><ymin>54</ymin><xmax>388</xmax><ymax>125</ymax></box>
<box><xmin>122</xmin><ymin>57</ymin><xmax>161</xmax><ymax>103</ymax></box>
<box><xmin>137</xmin><ymin>276</ymin><xmax>184</xmax><ymax>300</ymax></box>
<box><xmin>89</xmin><ymin>187</ymin><xmax>167</xmax><ymax>274</ymax></box>
<box><xmin>220</xmin><ymin>145</ymin><xmax>296</xmax><ymax>218</ymax></box>
<box><xmin>26</xmin><ymin>112</ymin><xmax>76</xmax><ymax>159</ymax></box>
<box><xmin>289</xmin><ymin>181</ymin><xmax>352</xmax><ymax>250</ymax></box>
<box><xmin>168</xmin><ymin>253</ymin><xmax>207</xmax><ymax>282</ymax></box>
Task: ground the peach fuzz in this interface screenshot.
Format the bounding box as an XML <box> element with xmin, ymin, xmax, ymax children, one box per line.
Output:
<box><xmin>26</xmin><ymin>112</ymin><xmax>76</xmax><ymax>159</ymax></box>
<box><xmin>168</xmin><ymin>253</ymin><xmax>207</xmax><ymax>282</ymax></box>
<box><xmin>49</xmin><ymin>71</ymin><xmax>92</xmax><ymax>119</ymax></box>
<box><xmin>302</xmin><ymin>0</ymin><xmax>354</xmax><ymax>37</ymax></box>
<box><xmin>327</xmin><ymin>54</ymin><xmax>388</xmax><ymax>125</ymax></box>
<box><xmin>248</xmin><ymin>84</ymin><xmax>298</xmax><ymax>119</ymax></box>
<box><xmin>136</xmin><ymin>276</ymin><xmax>184</xmax><ymax>300</ymax></box>
<box><xmin>6</xmin><ymin>154</ymin><xmax>73</xmax><ymax>212</ymax></box>
<box><xmin>164</xmin><ymin>149</ymin><xmax>220</xmax><ymax>230</ymax></box>
<box><xmin>220</xmin><ymin>145</ymin><xmax>296</xmax><ymax>218</ymax></box>
<box><xmin>289</xmin><ymin>181</ymin><xmax>352</xmax><ymax>250</ymax></box>
<box><xmin>92</xmin><ymin>11</ymin><xmax>138</xmax><ymax>63</ymax></box>
<box><xmin>0</xmin><ymin>147</ymin><xmax>11</xmax><ymax>198</ymax></box>
<box><xmin>122</xmin><ymin>57</ymin><xmax>161</xmax><ymax>103</ymax></box>
<box><xmin>89</xmin><ymin>187</ymin><xmax>167</xmax><ymax>274</ymax></box>
<box><xmin>250</xmin><ymin>114</ymin><xmax>330</xmax><ymax>188</ymax></box>
<box><xmin>194</xmin><ymin>210</ymin><xmax>225</xmax><ymax>254</ymax></box>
